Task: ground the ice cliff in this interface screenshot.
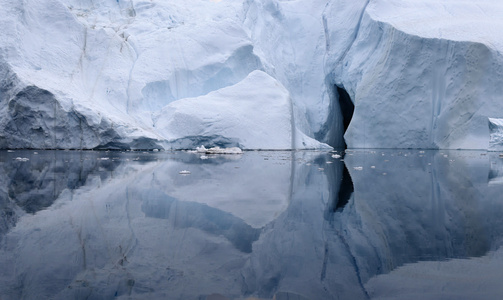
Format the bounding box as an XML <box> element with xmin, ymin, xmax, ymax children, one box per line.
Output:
<box><xmin>0</xmin><ymin>0</ymin><xmax>502</xmax><ymax>150</ymax></box>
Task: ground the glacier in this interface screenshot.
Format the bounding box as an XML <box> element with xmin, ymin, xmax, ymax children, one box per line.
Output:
<box><xmin>0</xmin><ymin>0</ymin><xmax>503</xmax><ymax>149</ymax></box>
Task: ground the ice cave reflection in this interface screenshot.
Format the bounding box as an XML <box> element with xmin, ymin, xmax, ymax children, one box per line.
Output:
<box><xmin>1</xmin><ymin>149</ymin><xmax>503</xmax><ymax>299</ymax></box>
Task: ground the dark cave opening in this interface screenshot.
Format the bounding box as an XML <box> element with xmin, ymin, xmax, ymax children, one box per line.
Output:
<box><xmin>314</xmin><ymin>84</ymin><xmax>355</xmax><ymax>149</ymax></box>
<box><xmin>337</xmin><ymin>86</ymin><xmax>355</xmax><ymax>135</ymax></box>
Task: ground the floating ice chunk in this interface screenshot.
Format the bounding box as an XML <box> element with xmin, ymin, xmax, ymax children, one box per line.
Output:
<box><xmin>179</xmin><ymin>170</ymin><xmax>191</xmax><ymax>175</ymax></box>
<box><xmin>353</xmin><ymin>166</ymin><xmax>363</xmax><ymax>171</ymax></box>
<box><xmin>196</xmin><ymin>145</ymin><xmax>243</xmax><ymax>154</ymax></box>
<box><xmin>13</xmin><ymin>157</ymin><xmax>29</xmax><ymax>161</ymax></box>
<box><xmin>332</xmin><ymin>154</ymin><xmax>341</xmax><ymax>159</ymax></box>
<box><xmin>489</xmin><ymin>118</ymin><xmax>503</xmax><ymax>151</ymax></box>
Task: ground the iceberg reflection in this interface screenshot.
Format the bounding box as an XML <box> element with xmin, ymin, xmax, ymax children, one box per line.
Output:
<box><xmin>0</xmin><ymin>150</ymin><xmax>502</xmax><ymax>299</ymax></box>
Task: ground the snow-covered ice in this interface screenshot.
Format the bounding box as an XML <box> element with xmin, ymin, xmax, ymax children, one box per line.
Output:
<box><xmin>195</xmin><ymin>145</ymin><xmax>243</xmax><ymax>154</ymax></box>
<box><xmin>155</xmin><ymin>70</ymin><xmax>325</xmax><ymax>150</ymax></box>
<box><xmin>489</xmin><ymin>118</ymin><xmax>503</xmax><ymax>151</ymax></box>
<box><xmin>0</xmin><ymin>0</ymin><xmax>503</xmax><ymax>149</ymax></box>
<box><xmin>323</xmin><ymin>0</ymin><xmax>503</xmax><ymax>149</ymax></box>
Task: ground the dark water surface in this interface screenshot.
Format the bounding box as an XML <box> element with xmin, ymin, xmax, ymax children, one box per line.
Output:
<box><xmin>0</xmin><ymin>149</ymin><xmax>503</xmax><ymax>299</ymax></box>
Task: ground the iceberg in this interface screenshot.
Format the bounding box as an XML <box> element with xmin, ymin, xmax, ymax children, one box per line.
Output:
<box><xmin>0</xmin><ymin>0</ymin><xmax>503</xmax><ymax>150</ymax></box>
<box><xmin>247</xmin><ymin>0</ymin><xmax>503</xmax><ymax>149</ymax></box>
<box><xmin>323</xmin><ymin>0</ymin><xmax>503</xmax><ymax>149</ymax></box>
<box><xmin>154</xmin><ymin>70</ymin><xmax>326</xmax><ymax>150</ymax></box>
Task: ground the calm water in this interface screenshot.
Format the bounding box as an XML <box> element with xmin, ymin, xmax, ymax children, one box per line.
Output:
<box><xmin>0</xmin><ymin>149</ymin><xmax>502</xmax><ymax>299</ymax></box>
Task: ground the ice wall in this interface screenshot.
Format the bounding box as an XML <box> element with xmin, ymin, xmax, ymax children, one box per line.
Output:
<box><xmin>323</xmin><ymin>0</ymin><xmax>503</xmax><ymax>149</ymax></box>
<box><xmin>1</xmin><ymin>0</ymin><xmax>503</xmax><ymax>149</ymax></box>
<box><xmin>245</xmin><ymin>0</ymin><xmax>503</xmax><ymax>149</ymax></box>
<box><xmin>0</xmin><ymin>0</ymin><xmax>327</xmax><ymax>150</ymax></box>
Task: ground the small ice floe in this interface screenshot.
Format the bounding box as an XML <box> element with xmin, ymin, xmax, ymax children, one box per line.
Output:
<box><xmin>14</xmin><ymin>157</ymin><xmax>29</xmax><ymax>162</ymax></box>
<box><xmin>7</xmin><ymin>150</ymin><xmax>14</xmax><ymax>153</ymax></box>
<box><xmin>326</xmin><ymin>161</ymin><xmax>333</xmax><ymax>164</ymax></box>
<box><xmin>318</xmin><ymin>168</ymin><xmax>324</xmax><ymax>171</ymax></box>
<box><xmin>152</xmin><ymin>149</ymin><xmax>159</xmax><ymax>152</ymax></box>
<box><xmin>353</xmin><ymin>166</ymin><xmax>363</xmax><ymax>171</ymax></box>
<box><xmin>370</xmin><ymin>166</ymin><xmax>376</xmax><ymax>169</ymax></box>
<box><xmin>33</xmin><ymin>152</ymin><xmax>38</xmax><ymax>155</ymax></box>
<box><xmin>179</xmin><ymin>170</ymin><xmax>191</xmax><ymax>175</ymax></box>
<box><xmin>331</xmin><ymin>154</ymin><xmax>341</xmax><ymax>159</ymax></box>
<box><xmin>200</xmin><ymin>155</ymin><xmax>209</xmax><ymax>160</ymax></box>
<box><xmin>99</xmin><ymin>157</ymin><xmax>110</xmax><ymax>160</ymax></box>
<box><xmin>195</xmin><ymin>145</ymin><xmax>243</xmax><ymax>154</ymax></box>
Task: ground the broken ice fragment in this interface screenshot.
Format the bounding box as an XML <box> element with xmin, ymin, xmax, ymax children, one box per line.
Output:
<box><xmin>489</xmin><ymin>118</ymin><xmax>503</xmax><ymax>151</ymax></box>
<box><xmin>13</xmin><ymin>157</ymin><xmax>29</xmax><ymax>162</ymax></box>
<box><xmin>196</xmin><ymin>145</ymin><xmax>243</xmax><ymax>154</ymax></box>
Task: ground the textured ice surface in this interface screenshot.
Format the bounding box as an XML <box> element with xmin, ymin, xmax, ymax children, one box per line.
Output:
<box><xmin>323</xmin><ymin>0</ymin><xmax>503</xmax><ymax>149</ymax></box>
<box><xmin>155</xmin><ymin>70</ymin><xmax>325</xmax><ymax>149</ymax></box>
<box><xmin>489</xmin><ymin>118</ymin><xmax>503</xmax><ymax>151</ymax></box>
<box><xmin>0</xmin><ymin>0</ymin><xmax>326</xmax><ymax>150</ymax></box>
<box><xmin>1</xmin><ymin>0</ymin><xmax>503</xmax><ymax>149</ymax></box>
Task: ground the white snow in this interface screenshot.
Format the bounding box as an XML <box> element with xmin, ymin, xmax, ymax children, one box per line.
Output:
<box><xmin>367</xmin><ymin>0</ymin><xmax>503</xmax><ymax>52</ymax></box>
